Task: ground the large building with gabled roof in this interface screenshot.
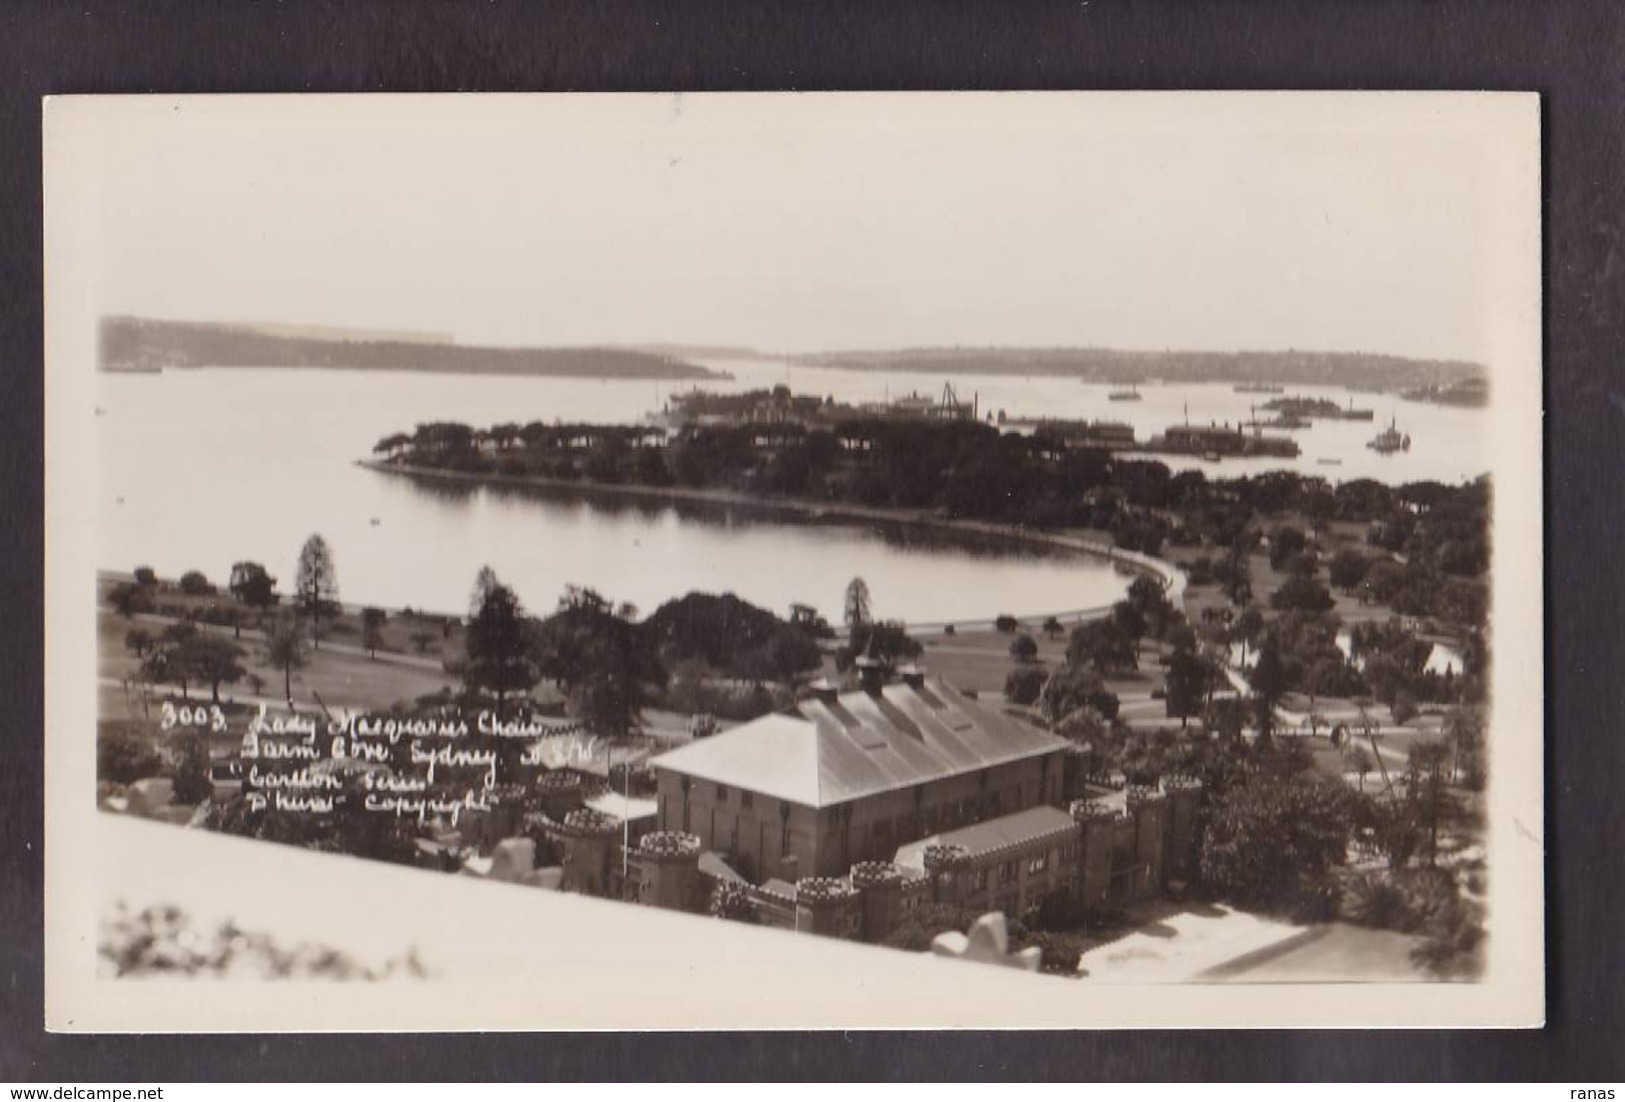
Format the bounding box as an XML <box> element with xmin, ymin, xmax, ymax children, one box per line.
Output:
<box><xmin>646</xmin><ymin>669</ymin><xmax>1074</xmax><ymax>883</ymax></box>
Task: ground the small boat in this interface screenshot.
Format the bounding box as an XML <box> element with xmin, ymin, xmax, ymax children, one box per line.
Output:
<box><xmin>1316</xmin><ymin>458</ymin><xmax>1343</xmax><ymax>466</ymax></box>
<box><xmin>369</xmin><ymin>517</ymin><xmax>382</xmax><ymax>526</ymax></box>
<box><xmin>1107</xmin><ymin>382</ymin><xmax>1143</xmax><ymax>402</ymax></box>
<box><xmin>1233</xmin><ymin>383</ymin><xmax>1285</xmax><ymax>395</ymax></box>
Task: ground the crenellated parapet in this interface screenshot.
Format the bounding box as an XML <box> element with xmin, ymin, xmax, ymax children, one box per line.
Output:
<box><xmin>922</xmin><ymin>842</ymin><xmax>973</xmax><ymax>873</ymax></box>
<box><xmin>849</xmin><ymin>861</ymin><xmax>908</xmax><ymax>944</ymax></box>
<box><xmin>544</xmin><ymin>807</ymin><xmax>620</xmax><ymax>898</ymax></box>
<box><xmin>849</xmin><ymin>860</ymin><xmax>905</xmax><ymax>889</ymax></box>
<box><xmin>1069</xmin><ymin>797</ymin><xmax>1125</xmax><ymax>825</ymax></box>
<box><xmin>1125</xmin><ymin>783</ymin><xmax>1167</xmax><ymax>807</ymax></box>
<box><xmin>534</xmin><ymin>768</ymin><xmax>590</xmax><ymax>820</ymax></box>
<box><xmin>795</xmin><ymin>876</ymin><xmax>861</xmax><ymax>939</ymax></box>
<box><xmin>795</xmin><ymin>876</ymin><xmax>859</xmax><ymax>904</ymax></box>
<box><xmin>552</xmin><ymin>807</ymin><xmax>619</xmax><ymax>839</ymax></box>
<box><xmin>638</xmin><ymin>830</ymin><xmax>702</xmax><ymax>860</ymax></box>
<box><xmin>632</xmin><ymin>830</ymin><xmax>705</xmax><ymax>913</ymax></box>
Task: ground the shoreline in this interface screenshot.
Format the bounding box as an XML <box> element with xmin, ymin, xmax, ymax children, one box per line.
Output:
<box><xmin>356</xmin><ymin>459</ymin><xmax>1185</xmax><ymax>628</ymax></box>
<box><xmin>99</xmin><ymin>361</ymin><xmax>725</xmax><ymax>382</ymax></box>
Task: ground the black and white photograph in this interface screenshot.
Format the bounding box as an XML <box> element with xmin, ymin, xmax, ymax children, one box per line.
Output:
<box><xmin>42</xmin><ymin>92</ymin><xmax>1543</xmax><ymax>1030</ymax></box>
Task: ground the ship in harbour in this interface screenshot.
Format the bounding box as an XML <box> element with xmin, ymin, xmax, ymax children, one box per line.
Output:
<box><xmin>1107</xmin><ymin>381</ymin><xmax>1143</xmax><ymax>402</ymax></box>
<box><xmin>1261</xmin><ymin>394</ymin><xmax>1375</xmax><ymax>421</ymax></box>
<box><xmin>1233</xmin><ymin>382</ymin><xmax>1286</xmax><ymax>395</ymax></box>
<box><xmin>1139</xmin><ymin>422</ymin><xmax>1300</xmax><ymax>460</ymax></box>
<box><xmin>1367</xmin><ymin>416</ymin><xmax>1412</xmax><ymax>454</ymax></box>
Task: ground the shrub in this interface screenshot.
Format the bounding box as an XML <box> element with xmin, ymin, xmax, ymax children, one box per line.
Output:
<box><xmin>168</xmin><ymin>732</ymin><xmax>215</xmax><ymax>805</ymax></box>
<box><xmin>1009</xmin><ymin>633</ymin><xmax>1039</xmax><ymax>663</ymax></box>
<box><xmin>98</xmin><ymin>722</ymin><xmax>163</xmax><ymax>785</ymax></box>
<box><xmin>1185</xmin><ymin>556</ymin><xmax>1214</xmax><ymax>586</ymax></box>
<box><xmin>1018</xmin><ymin>930</ymin><xmax>1085</xmax><ymax>976</ymax></box>
<box><xmin>879</xmin><ymin>903</ymin><xmax>979</xmax><ymax>953</ymax></box>
<box><xmin>994</xmin><ymin>614</ymin><xmax>1019</xmax><ymax>634</ymax></box>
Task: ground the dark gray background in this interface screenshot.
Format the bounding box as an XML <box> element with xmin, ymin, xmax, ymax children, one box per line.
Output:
<box><xmin>1</xmin><ymin>0</ymin><xmax>1620</xmax><ymax>1081</ymax></box>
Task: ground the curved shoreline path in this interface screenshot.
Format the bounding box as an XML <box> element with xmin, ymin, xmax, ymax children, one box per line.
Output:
<box><xmin>357</xmin><ymin>459</ymin><xmax>1185</xmax><ymax>631</ymax></box>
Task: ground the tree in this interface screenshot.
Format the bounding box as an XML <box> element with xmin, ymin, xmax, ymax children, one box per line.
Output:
<box><xmin>1271</xmin><ymin>574</ymin><xmax>1335</xmax><ymax>612</ymax></box>
<box><xmin>1444</xmin><ymin>706</ymin><xmax>1486</xmax><ymax>791</ymax></box>
<box><xmin>533</xmin><ymin>589</ymin><xmax>666</xmax><ymax>737</ymax></box>
<box><xmin>1347</xmin><ymin>747</ymin><xmax>1374</xmax><ymax>792</ymax></box>
<box><xmin>1200</xmin><ymin>770</ymin><xmax>1356</xmax><ymax>914</ymax></box>
<box><xmin>1268</xmin><ymin>525</ymin><xmax>1308</xmax><ymax>571</ymax></box>
<box><xmin>263</xmin><ymin>613</ymin><xmax>308</xmax><ymax>704</ymax></box>
<box><xmin>132</xmin><ymin>565</ymin><xmax>157</xmax><ymax>587</ymax></box>
<box><xmin>1109</xmin><ymin>600</ymin><xmax>1147</xmax><ymax>643</ymax></box>
<box><xmin>361</xmin><ymin>607</ymin><xmax>387</xmax><ymax>659</ymax></box>
<box><xmin>179</xmin><ymin>570</ymin><xmax>214</xmax><ymax>596</ymax></box>
<box><xmin>1009</xmin><ymin>633</ymin><xmax>1039</xmax><ymax>663</ymax></box>
<box><xmin>843</xmin><ymin>577</ymin><xmax>871</xmax><ymax>645</ymax></box>
<box><xmin>469</xmin><ymin>565</ymin><xmax>501</xmax><ymax>619</ymax></box>
<box><xmin>464</xmin><ymin>582</ymin><xmax>538</xmax><ymax>708</ymax></box>
<box><xmin>185</xmin><ymin>636</ymin><xmax>247</xmax><ymax>704</ymax></box>
<box><xmin>647</xmin><ymin>592</ymin><xmax>821</xmax><ymax>681</ymax></box>
<box><xmin>141</xmin><ymin>624</ymin><xmax>202</xmax><ymax>700</ymax></box>
<box><xmin>837</xmin><ymin>621</ymin><xmax>923</xmax><ymax>674</ymax></box>
<box><xmin>1066</xmin><ymin>619</ymin><xmax>1137</xmax><ymax>675</ymax></box>
<box><xmin>1249</xmin><ymin>640</ymin><xmax>1287</xmax><ymax>745</ymax></box>
<box><xmin>1406</xmin><ymin>742</ymin><xmax>1456</xmax><ymax>867</ymax></box>
<box><xmin>294</xmin><ymin>534</ymin><xmax>339</xmax><ymax>648</ymax></box>
<box><xmin>1038</xmin><ymin>663</ymin><xmax>1119</xmax><ymax>726</ymax></box>
<box><xmin>1164</xmin><ymin>641</ymin><xmax>1206</xmax><ymax>728</ymax></box>
<box><xmin>108</xmin><ymin>581</ymin><xmax>153</xmax><ymax>618</ymax></box>
<box><xmin>1004</xmin><ymin>665</ymin><xmax>1048</xmax><ymax>707</ymax></box>
<box><xmin>1042</xmin><ymin>615</ymin><xmax>1064</xmax><ymax>640</ymax></box>
<box><xmin>228</xmin><ymin>561</ymin><xmax>278</xmax><ymax>610</ymax></box>
<box><xmin>1126</xmin><ymin>574</ymin><xmax>1173</xmax><ymax>637</ymax></box>
<box><xmin>1214</xmin><ymin>553</ymin><xmax>1253</xmax><ymax>606</ymax></box>
<box><xmin>1328</xmin><ymin>549</ymin><xmax>1371</xmax><ymax>594</ymax></box>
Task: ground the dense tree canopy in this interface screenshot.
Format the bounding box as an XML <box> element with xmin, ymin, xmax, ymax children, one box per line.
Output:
<box><xmin>646</xmin><ymin>592</ymin><xmax>821</xmax><ymax>682</ymax></box>
<box><xmin>1200</xmin><ymin>769</ymin><xmax>1359</xmax><ymax>914</ymax></box>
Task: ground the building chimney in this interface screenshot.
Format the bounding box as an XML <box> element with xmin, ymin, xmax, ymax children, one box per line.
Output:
<box><xmin>855</xmin><ymin>655</ymin><xmax>885</xmax><ymax>696</ymax></box>
<box><xmin>808</xmin><ymin>677</ymin><xmax>840</xmax><ymax>707</ymax></box>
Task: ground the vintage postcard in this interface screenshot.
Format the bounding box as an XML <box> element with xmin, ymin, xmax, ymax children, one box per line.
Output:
<box><xmin>43</xmin><ymin>92</ymin><xmax>1543</xmax><ymax>1030</ymax></box>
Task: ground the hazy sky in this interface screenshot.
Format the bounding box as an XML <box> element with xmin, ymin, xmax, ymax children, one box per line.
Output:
<box><xmin>59</xmin><ymin>93</ymin><xmax>1531</xmax><ymax>362</ymax></box>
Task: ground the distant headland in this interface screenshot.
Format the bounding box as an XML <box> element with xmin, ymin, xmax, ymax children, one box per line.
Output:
<box><xmin>792</xmin><ymin>346</ymin><xmax>1486</xmax><ymax>392</ymax></box>
<box><xmin>97</xmin><ymin>316</ymin><xmax>724</xmax><ymax>381</ymax></box>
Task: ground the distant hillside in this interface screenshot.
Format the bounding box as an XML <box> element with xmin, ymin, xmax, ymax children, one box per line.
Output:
<box><xmin>625</xmin><ymin>343</ymin><xmax>768</xmax><ymax>362</ymax></box>
<box><xmin>793</xmin><ymin>347</ymin><xmax>1485</xmax><ymax>391</ymax></box>
<box><xmin>99</xmin><ymin>316</ymin><xmax>722</xmax><ymax>380</ymax></box>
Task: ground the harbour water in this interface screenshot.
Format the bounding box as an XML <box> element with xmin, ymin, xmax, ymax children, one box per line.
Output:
<box><xmin>96</xmin><ymin>357</ymin><xmax>1490</xmax><ymax>623</ymax></box>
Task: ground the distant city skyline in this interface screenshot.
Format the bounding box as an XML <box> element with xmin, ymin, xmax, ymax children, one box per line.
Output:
<box><xmin>61</xmin><ymin>93</ymin><xmax>1522</xmax><ymax>365</ymax></box>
